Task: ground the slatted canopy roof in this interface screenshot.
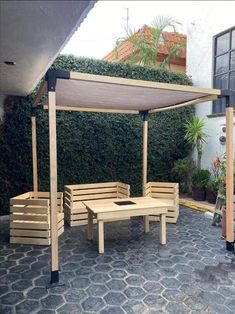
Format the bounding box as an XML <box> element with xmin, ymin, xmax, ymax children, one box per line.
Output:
<box><xmin>35</xmin><ymin>71</ymin><xmax>221</xmax><ymax>114</ymax></box>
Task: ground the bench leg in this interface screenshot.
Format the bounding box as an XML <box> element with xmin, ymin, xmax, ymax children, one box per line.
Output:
<box><xmin>160</xmin><ymin>214</ymin><xmax>166</xmax><ymax>245</ymax></box>
<box><xmin>144</xmin><ymin>215</ymin><xmax>150</xmax><ymax>233</ymax></box>
<box><xmin>98</xmin><ymin>220</ymin><xmax>104</xmax><ymax>254</ymax></box>
<box><xmin>88</xmin><ymin>210</ymin><xmax>93</xmax><ymax>240</ymax></box>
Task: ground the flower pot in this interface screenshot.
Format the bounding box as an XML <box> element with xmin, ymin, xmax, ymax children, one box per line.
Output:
<box><xmin>192</xmin><ymin>186</ymin><xmax>206</xmax><ymax>201</ymax></box>
<box><xmin>206</xmin><ymin>188</ymin><xmax>217</xmax><ymax>204</ymax></box>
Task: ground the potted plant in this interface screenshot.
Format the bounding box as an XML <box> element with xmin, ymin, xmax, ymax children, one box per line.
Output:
<box><xmin>206</xmin><ymin>156</ymin><xmax>221</xmax><ymax>204</ymax></box>
<box><xmin>192</xmin><ymin>169</ymin><xmax>210</xmax><ymax>201</ymax></box>
<box><xmin>184</xmin><ymin>116</ymin><xmax>209</xmax><ymax>170</ymax></box>
<box><xmin>206</xmin><ymin>178</ymin><xmax>219</xmax><ymax>204</ymax></box>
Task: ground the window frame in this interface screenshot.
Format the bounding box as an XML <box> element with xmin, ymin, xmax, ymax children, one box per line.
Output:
<box><xmin>212</xmin><ymin>26</ymin><xmax>235</xmax><ymax>114</ymax></box>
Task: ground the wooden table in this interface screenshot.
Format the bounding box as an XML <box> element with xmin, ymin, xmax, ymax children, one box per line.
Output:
<box><xmin>83</xmin><ymin>196</ymin><xmax>174</xmax><ymax>254</ymax></box>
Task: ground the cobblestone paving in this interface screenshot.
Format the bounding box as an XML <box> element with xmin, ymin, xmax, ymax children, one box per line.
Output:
<box><xmin>0</xmin><ymin>207</ymin><xmax>235</xmax><ymax>314</ymax></box>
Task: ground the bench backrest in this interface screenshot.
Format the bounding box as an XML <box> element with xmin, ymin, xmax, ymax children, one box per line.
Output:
<box><xmin>145</xmin><ymin>182</ymin><xmax>179</xmax><ymax>207</ymax></box>
<box><xmin>64</xmin><ymin>182</ymin><xmax>130</xmax><ymax>211</ymax></box>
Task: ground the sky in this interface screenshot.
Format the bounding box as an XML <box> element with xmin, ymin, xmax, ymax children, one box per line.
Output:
<box><xmin>62</xmin><ymin>1</ymin><xmax>235</xmax><ymax>59</ymax></box>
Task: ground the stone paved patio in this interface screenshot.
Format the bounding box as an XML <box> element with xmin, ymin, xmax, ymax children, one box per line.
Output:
<box><xmin>0</xmin><ymin>206</ymin><xmax>235</xmax><ymax>314</ymax></box>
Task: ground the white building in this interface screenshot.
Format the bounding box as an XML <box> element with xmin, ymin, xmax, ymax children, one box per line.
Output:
<box><xmin>186</xmin><ymin>3</ymin><xmax>235</xmax><ymax>169</ymax></box>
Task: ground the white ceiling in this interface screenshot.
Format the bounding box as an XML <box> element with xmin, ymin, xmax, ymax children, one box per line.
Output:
<box><xmin>0</xmin><ymin>0</ymin><xmax>96</xmax><ymax>96</ymax></box>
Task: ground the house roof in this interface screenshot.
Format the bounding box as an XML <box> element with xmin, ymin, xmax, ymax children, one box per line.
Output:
<box><xmin>34</xmin><ymin>70</ymin><xmax>220</xmax><ymax>114</ymax></box>
<box><xmin>0</xmin><ymin>1</ymin><xmax>96</xmax><ymax>96</ymax></box>
<box><xmin>103</xmin><ymin>25</ymin><xmax>186</xmax><ymax>67</ymax></box>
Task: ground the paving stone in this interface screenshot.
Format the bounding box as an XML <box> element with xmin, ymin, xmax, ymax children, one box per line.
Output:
<box><xmin>41</xmin><ymin>294</ymin><xmax>64</xmax><ymax>309</ymax></box>
<box><xmin>111</xmin><ymin>260</ymin><xmax>128</xmax><ymax>268</ymax></box>
<box><xmin>0</xmin><ymin>273</ymin><xmax>20</xmax><ymax>285</ymax></box>
<box><xmin>11</xmin><ymin>279</ymin><xmax>32</xmax><ymax>291</ymax></box>
<box><xmin>64</xmin><ymin>289</ymin><xmax>87</xmax><ymax>303</ymax></box>
<box><xmin>15</xmin><ymin>299</ymin><xmax>39</xmax><ymax>314</ymax></box>
<box><xmin>165</xmin><ymin>301</ymin><xmax>190</xmax><ymax>313</ymax></box>
<box><xmin>26</xmin><ymin>287</ymin><xmax>48</xmax><ymax>300</ymax></box>
<box><xmin>57</xmin><ymin>302</ymin><xmax>82</xmax><ymax>313</ymax></box>
<box><xmin>90</xmin><ymin>273</ymin><xmax>110</xmax><ymax>283</ymax></box>
<box><xmin>125</xmin><ymin>275</ymin><xmax>145</xmax><ymax>286</ymax></box>
<box><xmin>218</xmin><ymin>286</ymin><xmax>235</xmax><ymax>299</ymax></box>
<box><xmin>110</xmin><ymin>269</ymin><xmax>127</xmax><ymax>279</ymax></box>
<box><xmin>86</xmin><ymin>283</ymin><xmax>108</xmax><ymax>296</ymax></box>
<box><xmin>70</xmin><ymin>277</ymin><xmax>90</xmax><ymax>289</ymax></box>
<box><xmin>1</xmin><ymin>291</ymin><xmax>24</xmax><ymax>305</ymax></box>
<box><xmin>104</xmin><ymin>291</ymin><xmax>127</xmax><ymax>305</ymax></box>
<box><xmin>184</xmin><ymin>295</ymin><xmax>207</xmax><ymax>311</ymax></box>
<box><xmin>81</xmin><ymin>296</ymin><xmax>105</xmax><ymax>312</ymax></box>
<box><xmin>143</xmin><ymin>281</ymin><xmax>163</xmax><ymax>294</ymax></box>
<box><xmin>143</xmin><ymin>294</ymin><xmax>167</xmax><ymax>308</ymax></box>
<box><xmin>100</xmin><ymin>306</ymin><xmax>125</xmax><ymax>314</ymax></box>
<box><xmin>225</xmin><ymin>298</ymin><xmax>235</xmax><ymax>312</ymax></box>
<box><xmin>9</xmin><ymin>264</ymin><xmax>29</xmax><ymax>273</ymax></box>
<box><xmin>0</xmin><ymin>284</ymin><xmax>9</xmax><ymax>296</ymax></box>
<box><xmin>94</xmin><ymin>263</ymin><xmax>112</xmax><ymax>273</ymax></box>
<box><xmin>36</xmin><ymin>310</ymin><xmax>56</xmax><ymax>314</ymax></box>
<box><xmin>106</xmin><ymin>279</ymin><xmax>126</xmax><ymax>291</ymax></box>
<box><xmin>123</xmin><ymin>299</ymin><xmax>146</xmax><ymax>314</ymax></box>
<box><xmin>21</xmin><ymin>269</ymin><xmax>41</xmax><ymax>279</ymax></box>
<box><xmin>124</xmin><ymin>286</ymin><xmax>146</xmax><ymax>299</ymax></box>
<box><xmin>162</xmin><ymin>289</ymin><xmax>186</xmax><ymax>302</ymax></box>
<box><xmin>0</xmin><ymin>304</ymin><xmax>14</xmax><ymax>314</ymax></box>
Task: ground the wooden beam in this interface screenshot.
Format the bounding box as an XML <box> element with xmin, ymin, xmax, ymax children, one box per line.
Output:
<box><xmin>31</xmin><ymin>116</ymin><xmax>38</xmax><ymax>192</ymax></box>
<box><xmin>48</xmin><ymin>91</ymin><xmax>59</xmax><ymax>278</ymax></box>
<box><xmin>43</xmin><ymin>103</ymin><xmax>139</xmax><ymax>115</ymax></box>
<box><xmin>142</xmin><ymin>118</ymin><xmax>148</xmax><ymax>195</ymax></box>
<box><xmin>32</xmin><ymin>81</ymin><xmax>47</xmax><ymax>108</ymax></box>
<box><xmin>148</xmin><ymin>95</ymin><xmax>218</xmax><ymax>113</ymax></box>
<box><xmin>226</xmin><ymin>106</ymin><xmax>234</xmax><ymax>248</ymax></box>
<box><xmin>70</xmin><ymin>71</ymin><xmax>221</xmax><ymax>96</ymax></box>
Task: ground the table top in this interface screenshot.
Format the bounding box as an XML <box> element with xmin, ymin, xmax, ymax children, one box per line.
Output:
<box><xmin>83</xmin><ymin>196</ymin><xmax>174</xmax><ymax>214</ymax></box>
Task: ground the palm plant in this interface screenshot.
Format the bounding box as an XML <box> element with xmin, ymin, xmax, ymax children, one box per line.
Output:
<box><xmin>184</xmin><ymin>116</ymin><xmax>209</xmax><ymax>170</ymax></box>
<box><xmin>115</xmin><ymin>15</ymin><xmax>185</xmax><ymax>69</ymax></box>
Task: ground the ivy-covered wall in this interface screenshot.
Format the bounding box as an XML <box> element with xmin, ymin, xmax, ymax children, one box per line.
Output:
<box><xmin>0</xmin><ymin>56</ymin><xmax>193</xmax><ymax>214</ymax></box>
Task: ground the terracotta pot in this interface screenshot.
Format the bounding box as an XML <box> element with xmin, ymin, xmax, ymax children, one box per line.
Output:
<box><xmin>192</xmin><ymin>186</ymin><xmax>206</xmax><ymax>201</ymax></box>
<box><xmin>206</xmin><ymin>188</ymin><xmax>217</xmax><ymax>204</ymax></box>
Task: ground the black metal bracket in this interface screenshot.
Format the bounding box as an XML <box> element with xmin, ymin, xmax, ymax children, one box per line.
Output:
<box><xmin>140</xmin><ymin>110</ymin><xmax>149</xmax><ymax>121</ymax></box>
<box><xmin>219</xmin><ymin>90</ymin><xmax>235</xmax><ymax>108</ymax></box>
<box><xmin>226</xmin><ymin>241</ymin><xmax>234</xmax><ymax>252</ymax></box>
<box><xmin>31</xmin><ymin>104</ymin><xmax>44</xmax><ymax>116</ymax></box>
<box><xmin>50</xmin><ymin>270</ymin><xmax>59</xmax><ymax>284</ymax></box>
<box><xmin>45</xmin><ymin>69</ymin><xmax>70</xmax><ymax>92</ymax></box>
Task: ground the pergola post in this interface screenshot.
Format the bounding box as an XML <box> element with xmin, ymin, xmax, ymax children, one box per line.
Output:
<box><xmin>31</xmin><ymin>110</ymin><xmax>38</xmax><ymax>192</ymax></box>
<box><xmin>142</xmin><ymin>111</ymin><xmax>149</xmax><ymax>232</ymax></box>
<box><xmin>225</xmin><ymin>104</ymin><xmax>234</xmax><ymax>251</ymax></box>
<box><xmin>48</xmin><ymin>90</ymin><xmax>59</xmax><ymax>283</ymax></box>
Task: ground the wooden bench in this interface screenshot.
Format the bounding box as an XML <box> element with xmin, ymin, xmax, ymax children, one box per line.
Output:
<box><xmin>145</xmin><ymin>182</ymin><xmax>179</xmax><ymax>223</ymax></box>
<box><xmin>10</xmin><ymin>192</ymin><xmax>64</xmax><ymax>245</ymax></box>
<box><xmin>64</xmin><ymin>182</ymin><xmax>130</xmax><ymax>227</ymax></box>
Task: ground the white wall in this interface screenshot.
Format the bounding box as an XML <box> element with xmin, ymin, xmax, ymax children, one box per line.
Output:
<box><xmin>186</xmin><ymin>2</ymin><xmax>235</xmax><ymax>170</ymax></box>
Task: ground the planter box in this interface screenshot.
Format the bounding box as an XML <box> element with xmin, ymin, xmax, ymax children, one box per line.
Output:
<box><xmin>64</xmin><ymin>182</ymin><xmax>130</xmax><ymax>227</ymax></box>
<box><xmin>192</xmin><ymin>186</ymin><xmax>206</xmax><ymax>201</ymax></box>
<box><xmin>10</xmin><ymin>192</ymin><xmax>64</xmax><ymax>245</ymax></box>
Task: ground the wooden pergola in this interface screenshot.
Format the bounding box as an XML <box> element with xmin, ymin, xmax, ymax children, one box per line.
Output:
<box><xmin>33</xmin><ymin>69</ymin><xmax>234</xmax><ymax>284</ymax></box>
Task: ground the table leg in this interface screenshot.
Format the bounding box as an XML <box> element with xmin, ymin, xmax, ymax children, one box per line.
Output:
<box><xmin>144</xmin><ymin>215</ymin><xmax>150</xmax><ymax>233</ymax></box>
<box><xmin>160</xmin><ymin>214</ymin><xmax>166</xmax><ymax>245</ymax></box>
<box><xmin>98</xmin><ymin>220</ymin><xmax>104</xmax><ymax>254</ymax></box>
<box><xmin>88</xmin><ymin>210</ymin><xmax>93</xmax><ymax>240</ymax></box>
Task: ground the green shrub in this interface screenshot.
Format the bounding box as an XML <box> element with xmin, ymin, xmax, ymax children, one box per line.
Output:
<box><xmin>172</xmin><ymin>157</ymin><xmax>196</xmax><ymax>193</ymax></box>
<box><xmin>0</xmin><ymin>56</ymin><xmax>194</xmax><ymax>214</ymax></box>
<box><xmin>192</xmin><ymin>169</ymin><xmax>210</xmax><ymax>188</ymax></box>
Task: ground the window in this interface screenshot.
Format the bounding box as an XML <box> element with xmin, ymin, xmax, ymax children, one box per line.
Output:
<box><xmin>213</xmin><ymin>26</ymin><xmax>235</xmax><ymax>114</ymax></box>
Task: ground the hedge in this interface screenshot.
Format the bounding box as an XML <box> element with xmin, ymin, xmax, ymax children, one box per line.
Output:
<box><xmin>0</xmin><ymin>56</ymin><xmax>194</xmax><ymax>214</ymax></box>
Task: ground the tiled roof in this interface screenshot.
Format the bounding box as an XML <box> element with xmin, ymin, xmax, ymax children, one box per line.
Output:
<box><xmin>103</xmin><ymin>25</ymin><xmax>186</xmax><ymax>66</ymax></box>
